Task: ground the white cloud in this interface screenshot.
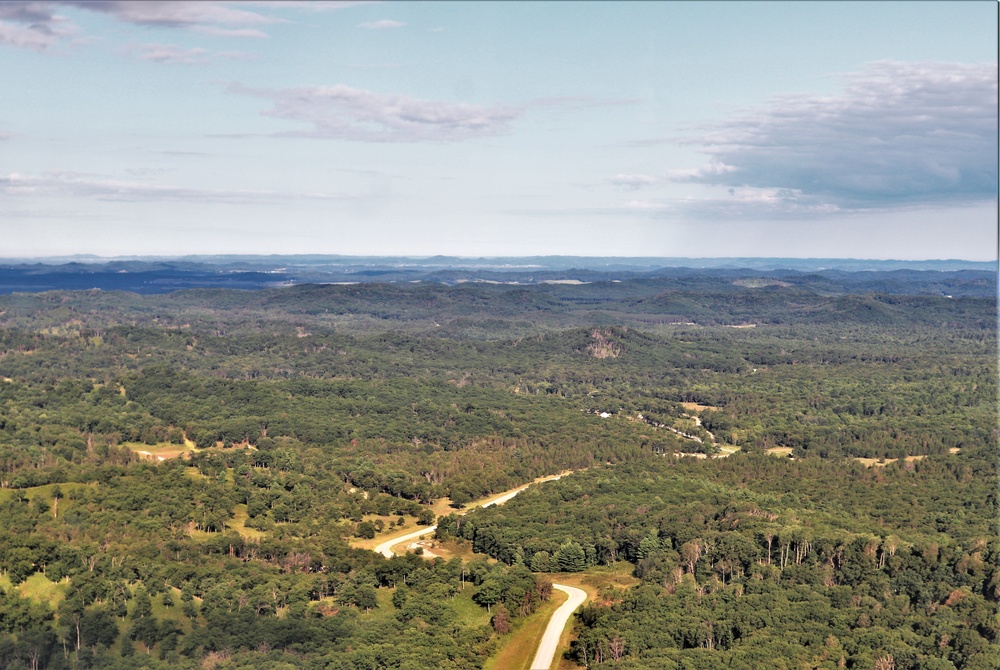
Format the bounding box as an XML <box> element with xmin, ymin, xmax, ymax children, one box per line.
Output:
<box><xmin>674</xmin><ymin>61</ymin><xmax>999</xmax><ymax>213</ymax></box>
<box><xmin>0</xmin><ymin>171</ymin><xmax>343</xmax><ymax>204</ymax></box>
<box><xmin>358</xmin><ymin>19</ymin><xmax>406</xmax><ymax>30</ymax></box>
<box><xmin>124</xmin><ymin>42</ymin><xmax>250</xmax><ymax>65</ymax></box>
<box><xmin>609</xmin><ymin>173</ymin><xmax>659</xmax><ymax>190</ymax></box>
<box><xmin>129</xmin><ymin>43</ymin><xmax>209</xmax><ymax>65</ymax></box>
<box><xmin>667</xmin><ymin>162</ymin><xmax>737</xmax><ymax>181</ymax></box>
<box><xmin>232</xmin><ymin>83</ymin><xmax>522</xmax><ymax>143</ymax></box>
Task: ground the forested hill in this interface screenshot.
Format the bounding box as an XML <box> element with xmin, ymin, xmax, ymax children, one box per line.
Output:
<box><xmin>0</xmin><ymin>272</ymin><xmax>995</xmax><ymax>338</ymax></box>
<box><xmin>0</xmin><ymin>256</ymin><xmax>994</xmax><ymax>296</ymax></box>
<box><xmin>0</xmin><ymin>265</ymin><xmax>995</xmax><ymax>668</ymax></box>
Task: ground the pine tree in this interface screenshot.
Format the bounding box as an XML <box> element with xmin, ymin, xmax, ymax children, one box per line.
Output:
<box><xmin>556</xmin><ymin>541</ymin><xmax>586</xmax><ymax>572</ymax></box>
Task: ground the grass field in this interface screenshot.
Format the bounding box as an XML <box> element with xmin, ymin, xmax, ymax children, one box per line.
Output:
<box><xmin>681</xmin><ymin>402</ymin><xmax>719</xmax><ymax>412</ymax></box>
<box><xmin>0</xmin><ymin>572</ymin><xmax>69</xmax><ymax>608</ymax></box>
<box><xmin>227</xmin><ymin>504</ymin><xmax>267</xmax><ymax>540</ymax></box>
<box><xmin>0</xmin><ymin>481</ymin><xmax>94</xmax><ymax>509</ymax></box>
<box><xmin>123</xmin><ymin>440</ymin><xmax>197</xmax><ymax>461</ymax></box>
<box><xmin>854</xmin><ymin>454</ymin><xmax>929</xmax><ymax>468</ymax></box>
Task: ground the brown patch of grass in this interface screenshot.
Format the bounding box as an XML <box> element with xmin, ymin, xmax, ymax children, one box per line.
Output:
<box><xmin>765</xmin><ymin>447</ymin><xmax>794</xmax><ymax>457</ymax></box>
<box><xmin>124</xmin><ymin>441</ymin><xmax>196</xmax><ymax>461</ymax></box>
<box><xmin>551</xmin><ymin>563</ymin><xmax>639</xmax><ymax>604</ymax></box>
<box><xmin>416</xmin><ymin>538</ymin><xmax>491</xmax><ymax>563</ymax></box>
<box><xmin>681</xmin><ymin>402</ymin><xmax>719</xmax><ymax>412</ymax></box>
<box><xmin>854</xmin><ymin>454</ymin><xmax>928</xmax><ymax>468</ymax></box>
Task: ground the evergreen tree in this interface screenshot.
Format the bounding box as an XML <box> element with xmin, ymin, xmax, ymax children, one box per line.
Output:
<box><xmin>556</xmin><ymin>541</ymin><xmax>586</xmax><ymax>572</ymax></box>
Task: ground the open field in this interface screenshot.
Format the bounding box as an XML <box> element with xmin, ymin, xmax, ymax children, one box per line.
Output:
<box><xmin>228</xmin><ymin>503</ymin><xmax>267</xmax><ymax>540</ymax></box>
<box><xmin>854</xmin><ymin>454</ymin><xmax>929</xmax><ymax>468</ymax></box>
<box><xmin>123</xmin><ymin>441</ymin><xmax>197</xmax><ymax>461</ymax></box>
<box><xmin>681</xmin><ymin>402</ymin><xmax>719</xmax><ymax>412</ymax></box>
<box><xmin>0</xmin><ymin>572</ymin><xmax>68</xmax><ymax>608</ymax></box>
<box><xmin>0</xmin><ymin>481</ymin><xmax>94</xmax><ymax>505</ymax></box>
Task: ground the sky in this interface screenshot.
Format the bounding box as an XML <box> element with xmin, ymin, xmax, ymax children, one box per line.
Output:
<box><xmin>0</xmin><ymin>1</ymin><xmax>997</xmax><ymax>260</ymax></box>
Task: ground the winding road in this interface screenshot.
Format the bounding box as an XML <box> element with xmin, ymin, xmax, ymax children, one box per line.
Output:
<box><xmin>530</xmin><ymin>584</ymin><xmax>588</xmax><ymax>670</ymax></box>
<box><xmin>374</xmin><ymin>525</ymin><xmax>438</xmax><ymax>558</ymax></box>
<box><xmin>373</xmin><ymin>473</ymin><xmax>566</xmax><ymax>558</ymax></box>
<box><xmin>369</xmin><ymin>472</ymin><xmax>587</xmax><ymax>670</ymax></box>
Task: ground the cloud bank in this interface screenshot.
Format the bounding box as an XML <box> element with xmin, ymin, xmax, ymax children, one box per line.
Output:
<box><xmin>0</xmin><ymin>2</ymin><xmax>78</xmax><ymax>50</ymax></box>
<box><xmin>233</xmin><ymin>84</ymin><xmax>522</xmax><ymax>142</ymax></box>
<box><xmin>674</xmin><ymin>61</ymin><xmax>998</xmax><ymax>215</ymax></box>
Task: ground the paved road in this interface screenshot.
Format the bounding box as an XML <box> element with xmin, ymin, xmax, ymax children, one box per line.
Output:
<box><xmin>373</xmin><ymin>525</ymin><xmax>437</xmax><ymax>558</ymax></box>
<box><xmin>529</xmin><ymin>584</ymin><xmax>588</xmax><ymax>670</ymax></box>
<box><xmin>481</xmin><ymin>474</ymin><xmax>563</xmax><ymax>508</ymax></box>
<box><xmin>371</xmin><ymin>472</ymin><xmax>582</xmax><ymax>669</ymax></box>
<box><xmin>373</xmin><ymin>473</ymin><xmax>567</xmax><ymax>558</ymax></box>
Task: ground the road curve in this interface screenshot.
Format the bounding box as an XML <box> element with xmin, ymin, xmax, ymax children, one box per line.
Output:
<box><xmin>529</xmin><ymin>584</ymin><xmax>587</xmax><ymax>670</ymax></box>
<box><xmin>373</xmin><ymin>525</ymin><xmax>437</xmax><ymax>558</ymax></box>
<box><xmin>369</xmin><ymin>473</ymin><xmax>582</xmax><ymax>669</ymax></box>
<box><xmin>372</xmin><ymin>473</ymin><xmax>568</xmax><ymax>559</ymax></box>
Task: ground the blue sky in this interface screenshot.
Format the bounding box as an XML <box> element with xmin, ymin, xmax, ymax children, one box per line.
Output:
<box><xmin>0</xmin><ymin>1</ymin><xmax>996</xmax><ymax>259</ymax></box>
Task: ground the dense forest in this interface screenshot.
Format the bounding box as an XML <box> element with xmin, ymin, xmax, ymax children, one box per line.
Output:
<box><xmin>0</xmin><ymin>268</ymin><xmax>995</xmax><ymax>669</ymax></box>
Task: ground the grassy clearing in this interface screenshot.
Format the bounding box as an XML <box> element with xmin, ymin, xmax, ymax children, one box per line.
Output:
<box><xmin>765</xmin><ymin>447</ymin><xmax>795</xmax><ymax>457</ymax></box>
<box><xmin>0</xmin><ymin>481</ymin><xmax>94</xmax><ymax>505</ymax></box>
<box><xmin>681</xmin><ymin>402</ymin><xmax>719</xmax><ymax>412</ymax></box>
<box><xmin>123</xmin><ymin>441</ymin><xmax>196</xmax><ymax>461</ymax></box>
<box><xmin>854</xmin><ymin>454</ymin><xmax>929</xmax><ymax>468</ymax></box>
<box><xmin>184</xmin><ymin>466</ymin><xmax>208</xmax><ymax>481</ymax></box>
<box><xmin>450</xmin><ymin>586</ymin><xmax>492</xmax><ymax>628</ymax></box>
<box><xmin>413</xmin><ymin>538</ymin><xmax>485</xmax><ymax>563</ymax></box>
<box><xmin>151</xmin><ymin>587</ymin><xmax>195</xmax><ymax>634</ymax></box>
<box><xmin>549</xmin><ymin>563</ymin><xmax>640</xmax><ymax>605</ymax></box>
<box><xmin>228</xmin><ymin>504</ymin><xmax>266</xmax><ymax>540</ymax></box>
<box><xmin>0</xmin><ymin>572</ymin><xmax>70</xmax><ymax>608</ymax></box>
<box><xmin>484</xmin><ymin>588</ymin><xmax>567</xmax><ymax>670</ymax></box>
